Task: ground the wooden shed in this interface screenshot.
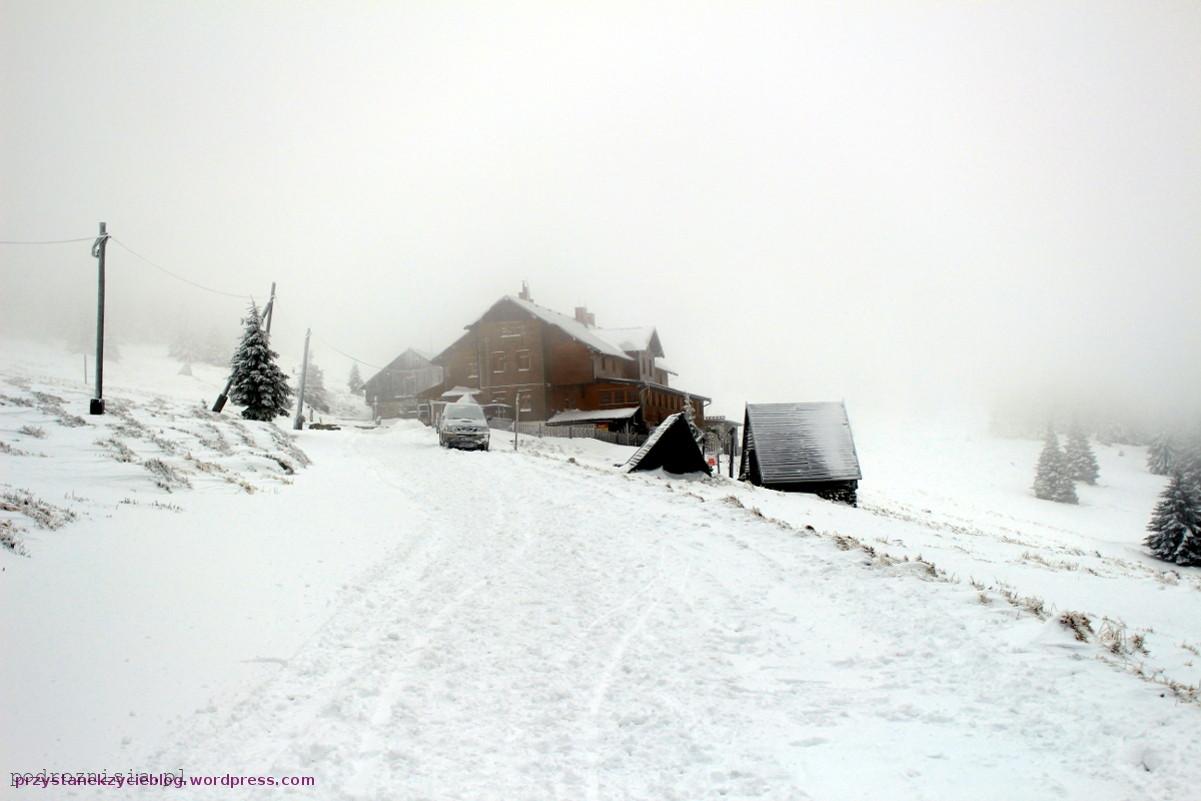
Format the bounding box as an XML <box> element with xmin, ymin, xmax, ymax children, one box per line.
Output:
<box><xmin>624</xmin><ymin>413</ymin><xmax>711</xmax><ymax>475</ymax></box>
<box><xmin>739</xmin><ymin>402</ymin><xmax>862</xmax><ymax>505</ymax></box>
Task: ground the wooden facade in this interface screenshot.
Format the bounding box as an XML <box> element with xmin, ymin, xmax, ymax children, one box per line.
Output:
<box><xmin>418</xmin><ymin>293</ymin><xmax>706</xmax><ymax>432</ymax></box>
<box><xmin>363</xmin><ymin>349</ymin><xmax>443</xmax><ymax>419</ymax></box>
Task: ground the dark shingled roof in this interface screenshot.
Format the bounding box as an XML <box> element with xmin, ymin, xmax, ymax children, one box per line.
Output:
<box><xmin>742</xmin><ymin>402</ymin><xmax>861</xmax><ymax>484</ymax></box>
<box><xmin>624</xmin><ymin>412</ymin><xmax>710</xmax><ymax>475</ymax></box>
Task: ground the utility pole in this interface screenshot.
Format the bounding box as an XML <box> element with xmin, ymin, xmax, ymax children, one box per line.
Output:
<box><xmin>263</xmin><ymin>282</ymin><xmax>276</xmax><ymax>334</ymax></box>
<box><xmin>729</xmin><ymin>430</ymin><xmax>737</xmax><ymax>479</ymax></box>
<box><xmin>513</xmin><ymin>393</ymin><xmax>521</xmax><ymax>452</ymax></box>
<box><xmin>213</xmin><ymin>284</ymin><xmax>275</xmax><ymax>413</ymax></box>
<box><xmin>293</xmin><ymin>328</ymin><xmax>311</xmax><ymax>430</ymax></box>
<box><xmin>89</xmin><ymin>222</ymin><xmax>110</xmax><ymax>415</ymax></box>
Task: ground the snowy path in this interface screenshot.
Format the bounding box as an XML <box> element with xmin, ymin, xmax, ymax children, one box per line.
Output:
<box><xmin>121</xmin><ymin>425</ymin><xmax>1198</xmax><ymax>801</ymax></box>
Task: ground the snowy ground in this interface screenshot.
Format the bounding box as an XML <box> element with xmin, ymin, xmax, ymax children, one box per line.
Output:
<box><xmin>2</xmin><ymin>340</ymin><xmax>1199</xmax><ymax>800</ymax></box>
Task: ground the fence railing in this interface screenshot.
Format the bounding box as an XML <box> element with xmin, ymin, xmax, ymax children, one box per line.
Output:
<box><xmin>490</xmin><ymin>420</ymin><xmax>648</xmax><ymax>448</ymax></box>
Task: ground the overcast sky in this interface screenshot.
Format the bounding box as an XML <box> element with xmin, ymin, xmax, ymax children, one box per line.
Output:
<box><xmin>2</xmin><ymin>1</ymin><xmax>1198</xmax><ymax>421</ymax></box>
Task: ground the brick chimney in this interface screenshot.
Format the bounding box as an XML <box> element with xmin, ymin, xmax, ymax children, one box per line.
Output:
<box><xmin>519</xmin><ymin>281</ymin><xmax>532</xmax><ymax>301</ymax></box>
<box><xmin>574</xmin><ymin>306</ymin><xmax>590</xmax><ymax>326</ymax></box>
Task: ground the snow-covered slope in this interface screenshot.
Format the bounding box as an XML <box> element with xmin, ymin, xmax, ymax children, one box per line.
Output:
<box><xmin>2</xmin><ymin>340</ymin><xmax>1198</xmax><ymax>800</ymax></box>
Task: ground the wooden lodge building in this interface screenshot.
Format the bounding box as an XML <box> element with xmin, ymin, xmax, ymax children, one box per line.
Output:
<box><xmin>363</xmin><ymin>348</ymin><xmax>443</xmax><ymax>419</ymax></box>
<box><xmin>418</xmin><ymin>287</ymin><xmax>707</xmax><ymax>433</ymax></box>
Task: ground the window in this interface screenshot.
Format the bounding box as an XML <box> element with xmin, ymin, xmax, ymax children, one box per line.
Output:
<box><xmin>467</xmin><ymin>358</ymin><xmax>478</xmax><ymax>381</ymax></box>
<box><xmin>517</xmin><ymin>349</ymin><xmax>531</xmax><ymax>371</ymax></box>
<box><xmin>492</xmin><ymin>351</ymin><xmax>506</xmax><ymax>373</ymax></box>
<box><xmin>599</xmin><ymin>390</ymin><xmax>612</xmax><ymax>405</ymax></box>
<box><xmin>519</xmin><ymin>393</ymin><xmax>533</xmax><ymax>413</ymax></box>
<box><xmin>444</xmin><ymin>403</ymin><xmax>486</xmax><ymax>421</ymax></box>
<box><xmin>500</xmin><ymin>322</ymin><xmax>523</xmax><ymax>339</ymax></box>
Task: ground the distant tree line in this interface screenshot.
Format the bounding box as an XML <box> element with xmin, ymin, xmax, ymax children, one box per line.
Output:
<box><xmin>1031</xmin><ymin>421</ymin><xmax>1201</xmax><ymax>567</ymax></box>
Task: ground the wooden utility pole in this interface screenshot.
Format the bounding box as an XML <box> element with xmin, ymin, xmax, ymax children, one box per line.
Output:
<box><xmin>293</xmin><ymin>328</ymin><xmax>311</xmax><ymax>430</ymax></box>
<box><xmin>213</xmin><ymin>284</ymin><xmax>275</xmax><ymax>413</ymax></box>
<box><xmin>729</xmin><ymin>430</ymin><xmax>737</xmax><ymax>479</ymax></box>
<box><xmin>513</xmin><ymin>394</ymin><xmax>521</xmax><ymax>452</ymax></box>
<box><xmin>263</xmin><ymin>282</ymin><xmax>276</xmax><ymax>334</ymax></box>
<box><xmin>89</xmin><ymin>222</ymin><xmax>110</xmax><ymax>415</ymax></box>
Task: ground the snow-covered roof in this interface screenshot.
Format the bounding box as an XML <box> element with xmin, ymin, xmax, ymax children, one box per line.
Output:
<box><xmin>440</xmin><ymin>386</ymin><xmax>479</xmax><ymax>399</ymax></box>
<box><xmin>595</xmin><ymin>326</ymin><xmax>660</xmax><ymax>356</ymax></box>
<box><xmin>435</xmin><ymin>296</ymin><xmax>668</xmax><ymax>365</ymax></box>
<box><xmin>652</xmin><ymin>357</ymin><xmax>677</xmax><ymax>375</ymax></box>
<box><xmin>743</xmin><ymin>402</ymin><xmax>861</xmax><ymax>484</ymax></box>
<box><xmin>501</xmin><ymin>296</ymin><xmax>632</xmax><ymax>360</ymax></box>
<box><xmin>363</xmin><ymin>347</ymin><xmax>441</xmax><ymax>390</ymax></box>
<box><xmin>547</xmin><ymin>407</ymin><xmax>640</xmax><ymax>426</ymax></box>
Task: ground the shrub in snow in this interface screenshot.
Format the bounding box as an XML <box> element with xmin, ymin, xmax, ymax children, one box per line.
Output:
<box><xmin>1144</xmin><ymin>472</ymin><xmax>1201</xmax><ymax>567</ymax></box>
<box><xmin>1033</xmin><ymin>428</ymin><xmax>1077</xmax><ymax>504</ymax></box>
<box><xmin>1146</xmin><ymin>432</ymin><xmax>1177</xmax><ymax>476</ymax></box>
<box><xmin>1058</xmin><ymin>611</ymin><xmax>1094</xmax><ymax>642</ymax></box>
<box><xmin>347</xmin><ymin>363</ymin><xmax>364</xmax><ymax>395</ymax></box>
<box><xmin>1065</xmin><ymin>426</ymin><xmax>1100</xmax><ymax>485</ymax></box>
<box><xmin>229</xmin><ymin>303</ymin><xmax>292</xmax><ymax>422</ymax></box>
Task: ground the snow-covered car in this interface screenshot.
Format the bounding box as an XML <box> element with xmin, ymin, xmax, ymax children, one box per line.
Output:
<box><xmin>438</xmin><ymin>402</ymin><xmax>491</xmax><ymax>451</ymax></box>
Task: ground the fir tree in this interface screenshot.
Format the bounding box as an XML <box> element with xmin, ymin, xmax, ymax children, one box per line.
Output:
<box><xmin>1064</xmin><ymin>426</ymin><xmax>1100</xmax><ymax>485</ymax></box>
<box><xmin>1033</xmin><ymin>428</ymin><xmax>1078</xmax><ymax>504</ymax></box>
<box><xmin>299</xmin><ymin>362</ymin><xmax>331</xmax><ymax>414</ymax></box>
<box><xmin>1144</xmin><ymin>472</ymin><xmax>1201</xmax><ymax>566</ymax></box>
<box><xmin>201</xmin><ymin>326</ymin><xmax>232</xmax><ymax>367</ymax></box>
<box><xmin>1175</xmin><ymin>430</ymin><xmax>1201</xmax><ymax>491</ymax></box>
<box><xmin>229</xmin><ymin>303</ymin><xmax>292</xmax><ymax>421</ymax></box>
<box><xmin>347</xmin><ymin>363</ymin><xmax>364</xmax><ymax>394</ymax></box>
<box><xmin>1146</xmin><ymin>432</ymin><xmax>1177</xmax><ymax>475</ymax></box>
<box><xmin>168</xmin><ymin>328</ymin><xmax>204</xmax><ymax>368</ymax></box>
<box><xmin>681</xmin><ymin>394</ymin><xmax>705</xmax><ymax>448</ymax></box>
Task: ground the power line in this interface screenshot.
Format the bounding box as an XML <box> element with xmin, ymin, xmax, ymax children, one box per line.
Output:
<box><xmin>310</xmin><ymin>333</ymin><xmax>392</xmax><ymax>371</ymax></box>
<box><xmin>0</xmin><ymin>236</ymin><xmax>95</xmax><ymax>245</ymax></box>
<box><xmin>109</xmin><ymin>236</ymin><xmax>251</xmax><ymax>300</ymax></box>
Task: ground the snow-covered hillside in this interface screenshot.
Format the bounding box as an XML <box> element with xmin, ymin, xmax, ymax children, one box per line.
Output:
<box><xmin>2</xmin><ymin>340</ymin><xmax>1198</xmax><ymax>800</ymax></box>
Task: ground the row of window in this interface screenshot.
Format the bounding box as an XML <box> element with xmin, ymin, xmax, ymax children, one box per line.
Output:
<box><xmin>598</xmin><ymin>389</ymin><xmax>639</xmax><ymax>406</ymax></box>
<box><xmin>647</xmin><ymin>390</ymin><xmax>684</xmax><ymax>409</ymax></box>
<box><xmin>492</xmin><ymin>350</ymin><xmax>532</xmax><ymax>373</ymax></box>
<box><xmin>596</xmin><ymin>388</ymin><xmax>688</xmax><ymax>411</ymax></box>
<box><xmin>466</xmin><ymin>349</ymin><xmax>532</xmax><ymax>380</ymax></box>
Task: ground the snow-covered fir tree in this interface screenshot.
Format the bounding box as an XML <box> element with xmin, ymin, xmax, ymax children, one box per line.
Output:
<box><xmin>299</xmin><ymin>362</ymin><xmax>331</xmax><ymax>414</ymax></box>
<box><xmin>681</xmin><ymin>394</ymin><xmax>705</xmax><ymax>448</ymax></box>
<box><xmin>1177</xmin><ymin>439</ymin><xmax>1201</xmax><ymax>494</ymax></box>
<box><xmin>1064</xmin><ymin>426</ymin><xmax>1100</xmax><ymax>485</ymax></box>
<box><xmin>1032</xmin><ymin>428</ymin><xmax>1077</xmax><ymax>504</ymax></box>
<box><xmin>1146</xmin><ymin>432</ymin><xmax>1177</xmax><ymax>475</ymax></box>
<box><xmin>168</xmin><ymin>328</ymin><xmax>205</xmax><ymax>368</ymax></box>
<box><xmin>201</xmin><ymin>326</ymin><xmax>232</xmax><ymax>366</ymax></box>
<box><xmin>347</xmin><ymin>363</ymin><xmax>364</xmax><ymax>395</ymax></box>
<box><xmin>1144</xmin><ymin>471</ymin><xmax>1201</xmax><ymax>566</ymax></box>
<box><xmin>229</xmin><ymin>303</ymin><xmax>292</xmax><ymax>421</ymax></box>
